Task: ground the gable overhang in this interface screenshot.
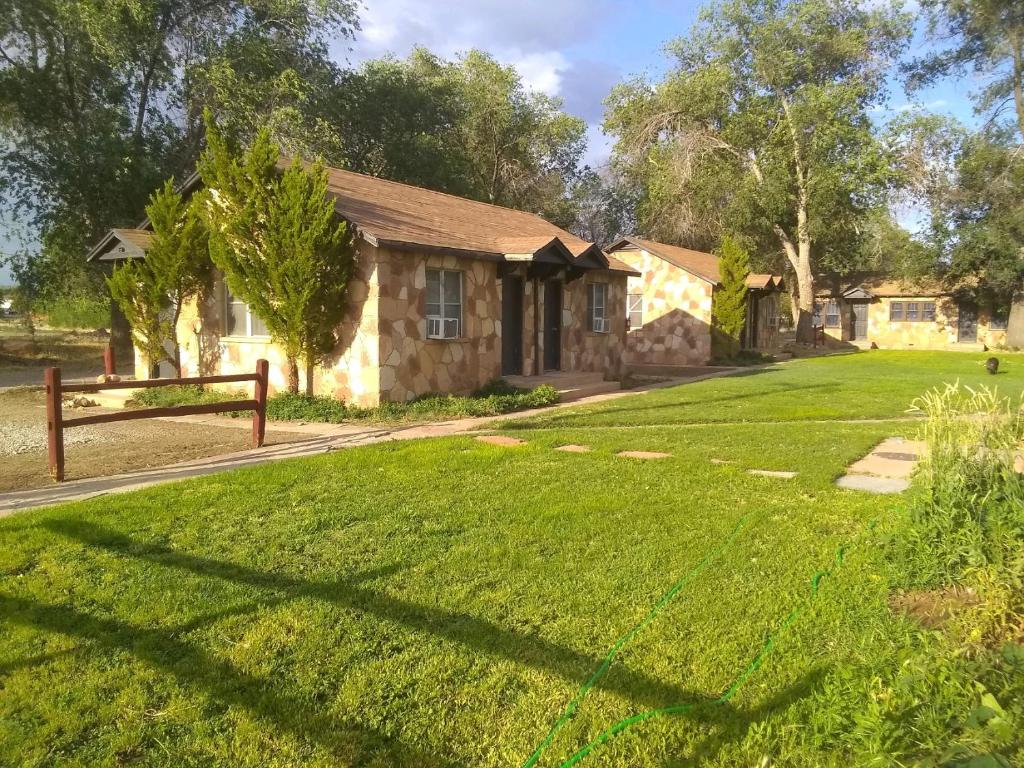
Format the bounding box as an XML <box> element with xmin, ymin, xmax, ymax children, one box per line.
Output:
<box><xmin>86</xmin><ymin>228</ymin><xmax>153</xmax><ymax>262</ymax></box>
<box><xmin>841</xmin><ymin>286</ymin><xmax>875</xmax><ymax>300</ymax></box>
<box><xmin>608</xmin><ymin>235</ymin><xmax>720</xmax><ymax>284</ymax></box>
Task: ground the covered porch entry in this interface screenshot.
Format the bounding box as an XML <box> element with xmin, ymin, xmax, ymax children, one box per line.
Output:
<box><xmin>497</xmin><ymin>237</ymin><xmax>605</xmax><ymax>378</ymax></box>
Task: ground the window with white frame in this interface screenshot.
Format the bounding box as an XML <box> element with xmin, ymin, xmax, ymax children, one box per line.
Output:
<box><xmin>627</xmin><ymin>293</ymin><xmax>643</xmax><ymax>330</ymax></box>
<box><xmin>221</xmin><ymin>280</ymin><xmax>269</xmax><ymax>337</ymax></box>
<box><xmin>588</xmin><ymin>283</ymin><xmax>608</xmax><ymax>333</ymax></box>
<box><xmin>824</xmin><ymin>299</ymin><xmax>840</xmax><ymax>328</ymax></box>
<box><xmin>426</xmin><ymin>268</ymin><xmax>462</xmax><ymax>339</ymax></box>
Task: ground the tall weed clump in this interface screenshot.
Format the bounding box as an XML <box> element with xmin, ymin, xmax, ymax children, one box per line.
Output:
<box><xmin>905</xmin><ymin>383</ymin><xmax>1024</xmax><ymax>586</ymax></box>
<box><xmin>776</xmin><ymin>383</ymin><xmax>1024</xmax><ymax>767</ymax></box>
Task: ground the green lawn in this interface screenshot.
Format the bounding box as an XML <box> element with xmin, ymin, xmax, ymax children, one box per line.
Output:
<box><xmin>503</xmin><ymin>349</ymin><xmax>1024</xmax><ymax>428</ymax></box>
<box><xmin>1</xmin><ymin>350</ymin><xmax>1022</xmax><ymax>767</ymax></box>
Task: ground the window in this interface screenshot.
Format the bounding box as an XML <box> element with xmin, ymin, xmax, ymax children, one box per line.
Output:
<box><xmin>627</xmin><ymin>293</ymin><xmax>643</xmax><ymax>330</ymax></box>
<box><xmin>588</xmin><ymin>283</ymin><xmax>608</xmax><ymax>333</ymax></box>
<box><xmin>825</xmin><ymin>299</ymin><xmax>840</xmax><ymax>328</ymax></box>
<box><xmin>426</xmin><ymin>269</ymin><xmax>462</xmax><ymax>339</ymax></box>
<box><xmin>989</xmin><ymin>305</ymin><xmax>1009</xmax><ymax>330</ymax></box>
<box><xmin>890</xmin><ymin>301</ymin><xmax>935</xmax><ymax>322</ymax></box>
<box><xmin>222</xmin><ymin>281</ymin><xmax>269</xmax><ymax>337</ymax></box>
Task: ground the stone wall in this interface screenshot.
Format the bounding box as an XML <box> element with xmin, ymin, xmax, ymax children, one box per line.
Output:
<box><xmin>563</xmin><ymin>275</ymin><xmax>628</xmax><ymax>377</ymax></box>
<box><xmin>819</xmin><ymin>296</ymin><xmax>1008</xmax><ymax>349</ymax></box>
<box><xmin>140</xmin><ymin>241</ymin><xmax>382</xmax><ymax>405</ymax></box>
<box><xmin>376</xmin><ymin>248</ymin><xmax>502</xmax><ymax>401</ymax></box>
<box><xmin>132</xmin><ymin>241</ymin><xmax>630</xmax><ymax>404</ymax></box>
<box><xmin>614</xmin><ymin>247</ymin><xmax>714</xmax><ymax>366</ymax></box>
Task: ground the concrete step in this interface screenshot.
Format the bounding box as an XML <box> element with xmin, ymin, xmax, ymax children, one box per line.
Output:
<box><xmin>557</xmin><ymin>379</ymin><xmax>621</xmax><ymax>402</ymax></box>
<box><xmin>626</xmin><ymin>363</ymin><xmax>734</xmax><ymax>378</ymax></box>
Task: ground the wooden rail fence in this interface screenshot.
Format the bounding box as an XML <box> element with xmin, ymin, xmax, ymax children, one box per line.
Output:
<box><xmin>45</xmin><ymin>359</ymin><xmax>269</xmax><ymax>482</ymax></box>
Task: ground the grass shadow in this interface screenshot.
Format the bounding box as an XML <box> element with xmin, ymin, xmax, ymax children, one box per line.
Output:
<box><xmin>44</xmin><ymin>519</ymin><xmax>703</xmax><ymax>713</ymax></box>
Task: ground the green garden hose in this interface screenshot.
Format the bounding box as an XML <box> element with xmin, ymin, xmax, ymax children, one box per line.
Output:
<box><xmin>519</xmin><ymin>511</ymin><xmax>756</xmax><ymax>768</ymax></box>
<box><xmin>522</xmin><ymin>519</ymin><xmax>873</xmax><ymax>768</ymax></box>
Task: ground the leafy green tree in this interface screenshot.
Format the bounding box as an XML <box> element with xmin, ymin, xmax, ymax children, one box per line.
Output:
<box><xmin>911</xmin><ymin>1</ymin><xmax>1024</xmax><ymax>143</ymax></box>
<box><xmin>332</xmin><ymin>48</ymin><xmax>588</xmax><ymax>226</ymax></box>
<box><xmin>198</xmin><ymin>114</ymin><xmax>356</xmax><ymax>394</ymax></box>
<box><xmin>568</xmin><ymin>168</ymin><xmax>638</xmax><ymax>247</ymax></box>
<box><xmin>891</xmin><ymin>114</ymin><xmax>1024</xmax><ymax>307</ymax></box>
<box><xmin>332</xmin><ymin>50</ymin><xmax>473</xmax><ymax>195</ymax></box>
<box><xmin>605</xmin><ymin>0</ymin><xmax>911</xmax><ymax>341</ymax></box>
<box><xmin>712</xmin><ymin>235</ymin><xmax>750</xmax><ymax>357</ymax></box>
<box><xmin>107</xmin><ymin>180</ymin><xmax>211</xmax><ymax>376</ymax></box>
<box><xmin>0</xmin><ymin>0</ymin><xmax>357</xmax><ymax>311</ymax></box>
<box><xmin>446</xmin><ymin>50</ymin><xmax>587</xmax><ymax>226</ymax></box>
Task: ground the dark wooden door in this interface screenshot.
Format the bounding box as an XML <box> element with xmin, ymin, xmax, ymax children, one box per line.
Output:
<box><xmin>958</xmin><ymin>302</ymin><xmax>978</xmax><ymax>342</ymax></box>
<box><xmin>852</xmin><ymin>302</ymin><xmax>868</xmax><ymax>340</ymax></box>
<box><xmin>543</xmin><ymin>280</ymin><xmax>562</xmax><ymax>371</ymax></box>
<box><xmin>501</xmin><ymin>276</ymin><xmax>524</xmax><ymax>376</ymax></box>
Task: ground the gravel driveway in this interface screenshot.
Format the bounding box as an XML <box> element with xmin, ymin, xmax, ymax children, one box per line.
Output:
<box><xmin>0</xmin><ymin>388</ymin><xmax>304</xmax><ymax>492</ymax></box>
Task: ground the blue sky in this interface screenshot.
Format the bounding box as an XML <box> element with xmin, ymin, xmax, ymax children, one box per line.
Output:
<box><xmin>0</xmin><ymin>0</ymin><xmax>983</xmax><ymax>284</ymax></box>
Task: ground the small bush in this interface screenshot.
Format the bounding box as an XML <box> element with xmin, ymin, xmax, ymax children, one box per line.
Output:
<box><xmin>129</xmin><ymin>385</ymin><xmax>248</xmax><ymax>409</ymax></box>
<box><xmin>471</xmin><ymin>378</ymin><xmax>523</xmax><ymax>397</ymax></box>
<box><xmin>266</xmin><ymin>392</ymin><xmax>350</xmax><ymax>423</ymax></box>
<box><xmin>264</xmin><ymin>384</ymin><xmax>560</xmax><ymax>424</ymax></box>
<box><xmin>40</xmin><ymin>297</ymin><xmax>110</xmax><ymax>330</ymax></box>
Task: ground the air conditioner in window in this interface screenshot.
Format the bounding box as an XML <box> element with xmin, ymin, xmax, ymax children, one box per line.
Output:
<box><xmin>427</xmin><ymin>316</ymin><xmax>442</xmax><ymax>338</ymax></box>
<box><xmin>593</xmin><ymin>317</ymin><xmax>608</xmax><ymax>333</ymax></box>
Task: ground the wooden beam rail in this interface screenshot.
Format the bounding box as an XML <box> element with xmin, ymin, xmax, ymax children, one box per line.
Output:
<box><xmin>63</xmin><ymin>400</ymin><xmax>258</xmax><ymax>428</ymax></box>
<box><xmin>45</xmin><ymin>359</ymin><xmax>269</xmax><ymax>482</ymax></box>
<box><xmin>62</xmin><ymin>371</ymin><xmax>261</xmax><ymax>394</ymax></box>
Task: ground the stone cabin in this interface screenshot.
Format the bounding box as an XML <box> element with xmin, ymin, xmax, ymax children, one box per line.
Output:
<box><xmin>87</xmin><ymin>167</ymin><xmax>639</xmax><ymax>405</ymax></box>
<box><xmin>814</xmin><ymin>275</ymin><xmax>1010</xmax><ymax>350</ymax></box>
<box><xmin>605</xmin><ymin>236</ymin><xmax>784</xmax><ymax>366</ymax></box>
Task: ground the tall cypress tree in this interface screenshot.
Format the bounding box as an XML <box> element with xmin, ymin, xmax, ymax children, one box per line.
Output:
<box><xmin>712</xmin><ymin>235</ymin><xmax>750</xmax><ymax>358</ymax></box>
<box><xmin>107</xmin><ymin>180</ymin><xmax>210</xmax><ymax>376</ymax></box>
<box><xmin>198</xmin><ymin>112</ymin><xmax>357</xmax><ymax>394</ymax></box>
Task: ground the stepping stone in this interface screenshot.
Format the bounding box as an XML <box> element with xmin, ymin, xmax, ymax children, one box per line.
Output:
<box><xmin>475</xmin><ymin>435</ymin><xmax>526</xmax><ymax>447</ymax></box>
<box><xmin>746</xmin><ymin>469</ymin><xmax>797</xmax><ymax>479</ymax></box>
<box><xmin>616</xmin><ymin>450</ymin><xmax>671</xmax><ymax>459</ymax></box>
<box><xmin>836</xmin><ymin>474</ymin><xmax>910</xmax><ymax>494</ymax></box>
<box><xmin>710</xmin><ymin>458</ymin><xmax>733</xmax><ymax>465</ymax></box>
<box><xmin>848</xmin><ymin>454</ymin><xmax>917</xmax><ymax>479</ymax></box>
<box><xmin>874</xmin><ymin>437</ymin><xmax>927</xmax><ymax>456</ymax></box>
<box><xmin>555</xmin><ymin>444</ymin><xmax>591</xmax><ymax>453</ymax></box>
<box><xmin>874</xmin><ymin>451</ymin><xmax>918</xmax><ymax>462</ymax></box>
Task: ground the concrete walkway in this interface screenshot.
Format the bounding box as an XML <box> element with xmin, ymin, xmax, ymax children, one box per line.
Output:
<box><xmin>0</xmin><ymin>366</ymin><xmax>755</xmax><ymax>515</ymax></box>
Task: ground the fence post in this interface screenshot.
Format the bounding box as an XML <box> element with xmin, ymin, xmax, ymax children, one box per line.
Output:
<box><xmin>45</xmin><ymin>367</ymin><xmax>65</xmax><ymax>481</ymax></box>
<box><xmin>252</xmin><ymin>358</ymin><xmax>269</xmax><ymax>448</ymax></box>
<box><xmin>103</xmin><ymin>345</ymin><xmax>116</xmax><ymax>377</ymax></box>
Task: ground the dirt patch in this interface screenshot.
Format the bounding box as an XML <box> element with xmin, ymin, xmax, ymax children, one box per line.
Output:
<box><xmin>889</xmin><ymin>585</ymin><xmax>982</xmax><ymax>630</ymax></box>
<box><xmin>0</xmin><ymin>388</ymin><xmax>304</xmax><ymax>492</ymax></box>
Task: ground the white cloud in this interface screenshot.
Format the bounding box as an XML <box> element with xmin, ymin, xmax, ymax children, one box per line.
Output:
<box><xmin>510</xmin><ymin>51</ymin><xmax>570</xmax><ymax>97</ymax></box>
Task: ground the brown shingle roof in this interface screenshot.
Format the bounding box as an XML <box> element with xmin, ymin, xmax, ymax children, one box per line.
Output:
<box><xmin>815</xmin><ymin>274</ymin><xmax>952</xmax><ymax>298</ymax></box>
<box><xmin>322</xmin><ymin>166</ymin><xmax>603</xmax><ymax>263</ymax></box>
<box><xmin>608</xmin><ymin>236</ymin><xmax>783</xmax><ymax>288</ymax></box>
<box><xmin>88</xmin><ymin>165</ymin><xmax>639</xmax><ymax>275</ymax></box>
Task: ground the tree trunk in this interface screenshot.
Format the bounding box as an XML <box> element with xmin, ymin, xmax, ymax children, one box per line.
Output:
<box><xmin>287</xmin><ymin>356</ymin><xmax>300</xmax><ymax>394</ymax></box>
<box><xmin>1012</xmin><ymin>31</ymin><xmax>1024</xmax><ymax>144</ymax></box>
<box><xmin>170</xmin><ymin>302</ymin><xmax>183</xmax><ymax>378</ymax></box>
<box><xmin>304</xmin><ymin>360</ymin><xmax>314</xmax><ymax>396</ymax></box>
<box><xmin>793</xmin><ymin>262</ymin><xmax>815</xmax><ymax>344</ymax></box>
<box><xmin>1007</xmin><ymin>291</ymin><xmax>1024</xmax><ymax>349</ymax></box>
